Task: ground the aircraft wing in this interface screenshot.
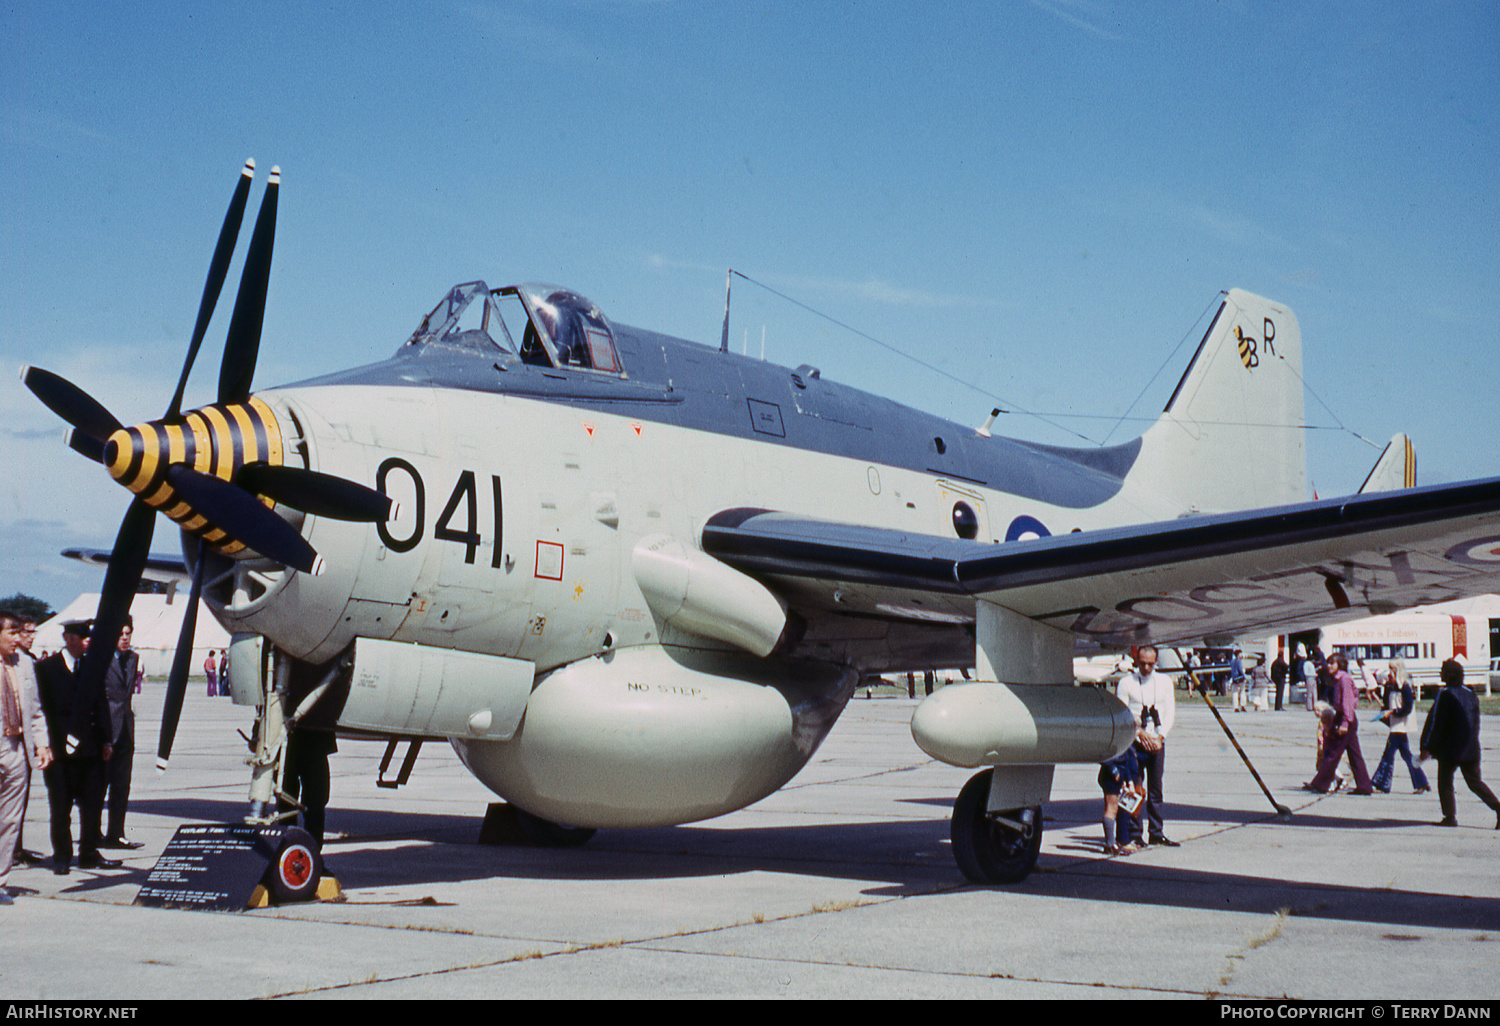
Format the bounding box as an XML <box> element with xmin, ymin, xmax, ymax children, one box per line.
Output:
<box><xmin>702</xmin><ymin>477</ymin><xmax>1500</xmax><ymax>650</ymax></box>
<box><xmin>62</xmin><ymin>548</ymin><xmax>192</xmax><ymax>586</ymax></box>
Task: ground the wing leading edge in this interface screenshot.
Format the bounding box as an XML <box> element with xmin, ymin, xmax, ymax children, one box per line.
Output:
<box><xmin>61</xmin><ymin>548</ymin><xmax>192</xmax><ymax>586</ymax></box>
<box><xmin>702</xmin><ymin>477</ymin><xmax>1500</xmax><ymax>650</ymax></box>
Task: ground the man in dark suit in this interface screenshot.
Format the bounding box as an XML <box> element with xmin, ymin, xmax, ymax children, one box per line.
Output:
<box><xmin>35</xmin><ymin>620</ymin><xmax>119</xmax><ymax>873</ymax></box>
<box><xmin>1270</xmin><ymin>651</ymin><xmax>1289</xmax><ymax>712</ymax></box>
<box><xmin>279</xmin><ymin>727</ymin><xmax>338</xmax><ymax>847</ymax></box>
<box><xmin>100</xmin><ymin>618</ymin><xmax>142</xmax><ymax>850</ymax></box>
<box><xmin>1420</xmin><ymin>658</ymin><xmax>1500</xmax><ymax>829</ymax></box>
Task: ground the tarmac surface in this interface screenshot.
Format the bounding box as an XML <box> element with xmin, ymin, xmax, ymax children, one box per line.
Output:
<box><xmin>3</xmin><ymin>682</ymin><xmax>1498</xmax><ymax>1000</ymax></box>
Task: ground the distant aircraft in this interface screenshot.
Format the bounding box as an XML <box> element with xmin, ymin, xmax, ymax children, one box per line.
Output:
<box><xmin>22</xmin><ymin>161</ymin><xmax>1500</xmax><ymax>893</ymax></box>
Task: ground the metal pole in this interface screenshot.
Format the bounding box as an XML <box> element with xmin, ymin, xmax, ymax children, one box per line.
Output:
<box><xmin>719</xmin><ymin>269</ymin><xmax>732</xmax><ymax>353</ymax></box>
<box><xmin>1174</xmin><ymin>648</ymin><xmax>1292</xmax><ymax>820</ymax></box>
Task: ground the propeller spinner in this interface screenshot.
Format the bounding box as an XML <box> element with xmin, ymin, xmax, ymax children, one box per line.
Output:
<box><xmin>21</xmin><ymin>161</ymin><xmax>393</xmax><ymax>770</ymax></box>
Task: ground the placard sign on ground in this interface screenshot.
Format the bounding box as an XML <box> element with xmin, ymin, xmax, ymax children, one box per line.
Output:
<box><xmin>134</xmin><ymin>824</ymin><xmax>285</xmax><ymax>910</ymax></box>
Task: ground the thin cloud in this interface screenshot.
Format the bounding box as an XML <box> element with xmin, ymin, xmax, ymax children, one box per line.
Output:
<box><xmin>1</xmin><ymin>106</ymin><xmax>115</xmax><ymax>155</ymax></box>
<box><xmin>798</xmin><ymin>274</ymin><xmax>999</xmax><ymax>310</ymax></box>
<box><xmin>1094</xmin><ymin>186</ymin><xmax>1287</xmax><ymax>253</ymax></box>
<box><xmin>1185</xmin><ymin>202</ymin><xmax>1283</xmax><ymax>249</ymax></box>
<box><xmin>646</xmin><ymin>254</ymin><xmax>998</xmax><ymax>310</ymax></box>
<box><xmin>1026</xmin><ymin>0</ymin><xmax>1128</xmax><ymax>42</ymax></box>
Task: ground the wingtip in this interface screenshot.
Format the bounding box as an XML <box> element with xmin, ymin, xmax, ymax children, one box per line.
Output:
<box><xmin>18</xmin><ymin>364</ymin><xmax>30</xmax><ymax>383</ymax></box>
<box><xmin>242</xmin><ymin>157</ymin><xmax>256</xmax><ymax>176</ymax></box>
<box><xmin>155</xmin><ymin>757</ymin><xmax>169</xmax><ymax>775</ymax></box>
<box><xmin>310</xmin><ymin>554</ymin><xmax>325</xmax><ymax>576</ymax></box>
<box><xmin>268</xmin><ymin>166</ymin><xmax>281</xmax><ymax>184</ymax></box>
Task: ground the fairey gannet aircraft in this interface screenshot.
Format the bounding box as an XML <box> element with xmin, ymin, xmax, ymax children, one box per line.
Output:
<box><xmin>22</xmin><ymin>161</ymin><xmax>1500</xmax><ymax>895</ymax></box>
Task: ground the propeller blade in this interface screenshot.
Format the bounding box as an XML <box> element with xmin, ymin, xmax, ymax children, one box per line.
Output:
<box><xmin>66</xmin><ymin>429</ymin><xmax>106</xmax><ymax>464</ymax></box>
<box><xmin>165</xmin><ymin>158</ymin><xmax>256</xmax><ymax>421</ymax></box>
<box><xmin>69</xmin><ymin>498</ymin><xmax>156</xmax><ymax>750</ymax></box>
<box><xmin>20</xmin><ymin>366</ymin><xmax>122</xmax><ymax>442</ymax></box>
<box><xmin>157</xmin><ymin>541</ymin><xmax>206</xmax><ymax>771</ymax></box>
<box><xmin>164</xmin><ymin>463</ymin><xmax>322</xmax><ymax>575</ymax></box>
<box><xmin>218</xmin><ymin>166</ymin><xmax>279</xmax><ymax>404</ymax></box>
<box><xmin>236</xmin><ymin>464</ymin><xmax>395</xmax><ymax>522</ymax></box>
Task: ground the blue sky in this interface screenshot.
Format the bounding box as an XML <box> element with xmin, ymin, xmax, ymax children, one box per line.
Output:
<box><xmin>3</xmin><ymin>0</ymin><xmax>1497</xmax><ymax>611</ymax></box>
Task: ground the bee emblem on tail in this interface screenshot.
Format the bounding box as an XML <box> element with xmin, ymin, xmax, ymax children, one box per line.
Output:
<box><xmin>1235</xmin><ymin>325</ymin><xmax>1259</xmax><ymax>369</ymax></box>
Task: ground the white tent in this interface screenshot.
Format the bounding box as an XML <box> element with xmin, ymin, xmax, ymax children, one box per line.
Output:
<box><xmin>36</xmin><ymin>592</ymin><xmax>231</xmax><ymax>680</ymax></box>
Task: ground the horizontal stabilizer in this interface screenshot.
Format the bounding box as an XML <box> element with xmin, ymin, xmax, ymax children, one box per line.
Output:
<box><xmin>1359</xmin><ymin>434</ymin><xmax>1416</xmax><ymax>494</ymax></box>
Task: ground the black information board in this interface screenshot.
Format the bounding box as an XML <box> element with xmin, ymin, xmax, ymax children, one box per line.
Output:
<box><xmin>135</xmin><ymin>824</ymin><xmax>289</xmax><ymax>910</ymax></box>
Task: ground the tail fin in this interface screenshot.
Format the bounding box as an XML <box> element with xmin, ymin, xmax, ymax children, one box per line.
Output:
<box><xmin>1357</xmin><ymin>433</ymin><xmax>1416</xmax><ymax>494</ymax></box>
<box><xmin>1133</xmin><ymin>289</ymin><xmax>1306</xmax><ymax>513</ymax></box>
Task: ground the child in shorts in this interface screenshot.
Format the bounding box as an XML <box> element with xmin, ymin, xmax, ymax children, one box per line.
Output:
<box><xmin>1098</xmin><ymin>746</ymin><xmax>1145</xmax><ymax>854</ymax></box>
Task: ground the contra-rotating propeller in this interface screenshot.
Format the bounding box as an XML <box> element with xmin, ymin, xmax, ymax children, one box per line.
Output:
<box><xmin>21</xmin><ymin>160</ymin><xmax>394</xmax><ymax>770</ymax></box>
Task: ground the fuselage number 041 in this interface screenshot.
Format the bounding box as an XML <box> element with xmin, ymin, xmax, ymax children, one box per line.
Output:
<box><xmin>375</xmin><ymin>458</ymin><xmax>502</xmax><ymax>567</ymax></box>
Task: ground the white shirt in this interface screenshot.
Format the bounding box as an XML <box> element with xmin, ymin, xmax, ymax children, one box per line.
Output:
<box><xmin>1117</xmin><ymin>668</ymin><xmax>1177</xmax><ymax>740</ymax></box>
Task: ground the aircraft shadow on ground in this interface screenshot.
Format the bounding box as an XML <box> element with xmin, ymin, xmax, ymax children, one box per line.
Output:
<box><xmin>120</xmin><ymin>795</ymin><xmax>1499</xmax><ymax>932</ymax></box>
<box><xmin>903</xmin><ymin>794</ymin><xmax>1439</xmax><ymax>832</ymax></box>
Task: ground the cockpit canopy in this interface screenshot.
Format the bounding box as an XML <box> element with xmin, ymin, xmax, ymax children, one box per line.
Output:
<box><xmin>403</xmin><ymin>281</ymin><xmax>621</xmax><ymax>374</ymax></box>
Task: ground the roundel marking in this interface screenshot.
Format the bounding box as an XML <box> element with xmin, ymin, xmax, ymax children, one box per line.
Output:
<box><xmin>1005</xmin><ymin>515</ymin><xmax>1052</xmax><ymax>542</ymax></box>
<box><xmin>1445</xmin><ymin>535</ymin><xmax>1500</xmax><ymax>566</ymax></box>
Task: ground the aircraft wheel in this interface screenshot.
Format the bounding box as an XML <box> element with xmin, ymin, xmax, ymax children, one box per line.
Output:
<box><xmin>950</xmin><ymin>769</ymin><xmax>1042</xmax><ymax>885</ymax></box>
<box><xmin>266</xmin><ymin>827</ymin><xmax>322</xmax><ymax>903</ymax></box>
<box><xmin>514</xmin><ymin>807</ymin><xmax>597</xmax><ymax>847</ymax></box>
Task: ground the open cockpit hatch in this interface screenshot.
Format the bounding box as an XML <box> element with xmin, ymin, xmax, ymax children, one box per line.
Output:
<box><xmin>403</xmin><ymin>281</ymin><xmax>623</xmax><ymax>376</ymax></box>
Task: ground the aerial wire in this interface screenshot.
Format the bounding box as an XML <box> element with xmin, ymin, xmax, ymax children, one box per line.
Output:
<box><xmin>724</xmin><ymin>270</ymin><xmax>1380</xmax><ymax>451</ymax></box>
<box><xmin>1099</xmin><ymin>292</ymin><xmax>1219</xmax><ymax>446</ymax></box>
<box><xmin>727</xmin><ymin>269</ymin><xmax>1103</xmax><ymax>444</ymax></box>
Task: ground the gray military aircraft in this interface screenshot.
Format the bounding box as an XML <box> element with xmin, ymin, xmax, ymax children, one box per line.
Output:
<box><xmin>22</xmin><ymin>161</ymin><xmax>1500</xmax><ymax>894</ymax></box>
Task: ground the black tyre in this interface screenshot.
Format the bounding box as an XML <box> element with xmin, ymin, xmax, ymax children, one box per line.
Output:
<box><xmin>514</xmin><ymin>807</ymin><xmax>597</xmax><ymax>847</ymax></box>
<box><xmin>266</xmin><ymin>826</ymin><xmax>322</xmax><ymax>903</ymax></box>
<box><xmin>950</xmin><ymin>769</ymin><xmax>1043</xmax><ymax>884</ymax></box>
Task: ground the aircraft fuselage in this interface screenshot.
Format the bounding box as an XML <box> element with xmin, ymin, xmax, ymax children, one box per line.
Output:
<box><xmin>220</xmin><ymin>307</ymin><xmax>1173</xmax><ymax>677</ymax></box>
<box><xmin>193</xmin><ymin>286</ymin><xmax>1173</xmax><ymax>828</ymax></box>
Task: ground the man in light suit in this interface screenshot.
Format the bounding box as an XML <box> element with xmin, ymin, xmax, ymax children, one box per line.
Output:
<box><xmin>1116</xmin><ymin>645</ymin><xmax>1181</xmax><ymax>847</ymax></box>
<box><xmin>11</xmin><ymin>615</ymin><xmax>46</xmax><ymax>867</ymax></box>
<box><xmin>100</xmin><ymin>618</ymin><xmax>142</xmax><ymax>850</ymax></box>
<box><xmin>0</xmin><ymin>611</ymin><xmax>53</xmax><ymax>901</ymax></box>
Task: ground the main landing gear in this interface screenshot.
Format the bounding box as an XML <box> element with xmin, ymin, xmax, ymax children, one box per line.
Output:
<box><xmin>950</xmin><ymin>769</ymin><xmax>1044</xmax><ymax>885</ymax></box>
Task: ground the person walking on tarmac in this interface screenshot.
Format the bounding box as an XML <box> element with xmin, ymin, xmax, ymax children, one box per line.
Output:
<box><xmin>1372</xmin><ymin>659</ymin><xmax>1428</xmax><ymax>795</ymax></box>
<box><xmin>1303</xmin><ymin>652</ymin><xmax>1374</xmax><ymax>795</ymax></box>
<box><xmin>1419</xmin><ymin>658</ymin><xmax>1500</xmax><ymax>829</ymax></box>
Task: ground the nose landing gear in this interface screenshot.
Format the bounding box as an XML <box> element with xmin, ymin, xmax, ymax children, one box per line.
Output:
<box><xmin>265</xmin><ymin>826</ymin><xmax>323</xmax><ymax>903</ymax></box>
